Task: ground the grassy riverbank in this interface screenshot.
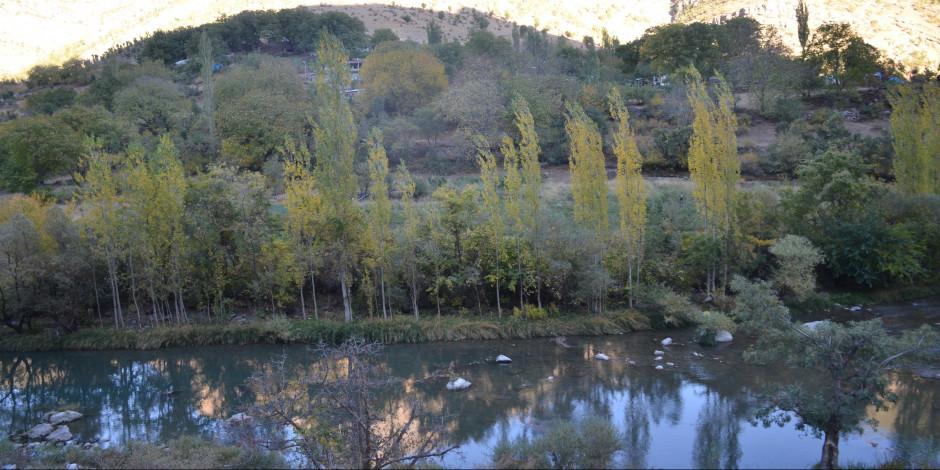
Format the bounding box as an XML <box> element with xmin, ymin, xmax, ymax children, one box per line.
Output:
<box><xmin>0</xmin><ymin>311</ymin><xmax>652</xmax><ymax>352</ymax></box>
<box><xmin>0</xmin><ymin>437</ymin><xmax>284</xmax><ymax>469</ymax></box>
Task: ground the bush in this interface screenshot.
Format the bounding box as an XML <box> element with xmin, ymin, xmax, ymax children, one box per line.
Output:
<box><xmin>769</xmin><ymin>235</ymin><xmax>823</xmax><ymax>301</ymax></box>
<box><xmin>25</xmin><ymin>87</ymin><xmax>76</xmax><ymax>115</ymax></box>
<box><xmin>492</xmin><ymin>416</ymin><xmax>622</xmax><ymax>469</ymax></box>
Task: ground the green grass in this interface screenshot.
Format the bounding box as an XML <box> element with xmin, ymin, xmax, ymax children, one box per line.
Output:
<box><xmin>0</xmin><ymin>311</ymin><xmax>652</xmax><ymax>352</ymax></box>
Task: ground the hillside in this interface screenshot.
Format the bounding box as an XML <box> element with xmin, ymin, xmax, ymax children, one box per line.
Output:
<box><xmin>1</xmin><ymin>0</ymin><xmax>938</xmax><ymax>79</ymax></box>
<box><xmin>674</xmin><ymin>0</ymin><xmax>940</xmax><ymax>70</ymax></box>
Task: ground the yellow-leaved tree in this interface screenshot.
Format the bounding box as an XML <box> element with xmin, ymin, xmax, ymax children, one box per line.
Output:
<box><xmin>608</xmin><ymin>87</ymin><xmax>648</xmax><ymax>308</ymax></box>
<box><xmin>312</xmin><ymin>33</ymin><xmax>364</xmax><ymax>323</ymax></box>
<box><xmin>565</xmin><ymin>101</ymin><xmax>609</xmax><ymax>313</ymax></box>
<box><xmin>686</xmin><ymin>68</ymin><xmax>739</xmax><ymax>297</ymax></box>
<box><xmin>476</xmin><ymin>135</ymin><xmax>504</xmax><ymax>318</ymax></box>
<box><xmin>890</xmin><ymin>83</ymin><xmax>940</xmax><ymax>195</ymax></box>
<box><xmin>396</xmin><ymin>162</ymin><xmax>421</xmax><ymax>319</ymax></box>
<box><xmin>360</xmin><ymin>42</ymin><xmax>448</xmax><ymax>114</ymax></box>
<box><xmin>282</xmin><ymin>135</ymin><xmax>320</xmax><ymax>319</ymax></box>
<box><xmin>366</xmin><ymin>128</ymin><xmax>393</xmax><ymax>319</ymax></box>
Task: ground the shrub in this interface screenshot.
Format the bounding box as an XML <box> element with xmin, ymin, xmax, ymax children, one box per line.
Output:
<box><xmin>769</xmin><ymin>235</ymin><xmax>823</xmax><ymax>301</ymax></box>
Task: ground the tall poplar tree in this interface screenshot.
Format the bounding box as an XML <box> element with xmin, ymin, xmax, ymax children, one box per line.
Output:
<box><xmin>366</xmin><ymin>129</ymin><xmax>392</xmax><ymax>318</ymax></box>
<box><xmin>795</xmin><ymin>0</ymin><xmax>810</xmax><ymax>56</ymax></box>
<box><xmin>686</xmin><ymin>68</ymin><xmax>739</xmax><ymax>297</ymax></box>
<box><xmin>565</xmin><ymin>101</ymin><xmax>609</xmax><ymax>313</ymax></box>
<box><xmin>199</xmin><ymin>30</ymin><xmax>216</xmax><ymax>153</ymax></box>
<box><xmin>126</xmin><ymin>136</ymin><xmax>189</xmax><ymax>324</ymax></box>
<box><xmin>890</xmin><ymin>83</ymin><xmax>940</xmax><ymax>195</ymax></box>
<box><xmin>608</xmin><ymin>88</ymin><xmax>647</xmax><ymax>308</ymax></box>
<box><xmin>76</xmin><ymin>138</ymin><xmax>125</xmax><ymax>328</ymax></box>
<box><xmin>282</xmin><ymin>136</ymin><xmax>320</xmax><ymax>319</ymax></box>
<box><xmin>312</xmin><ymin>33</ymin><xmax>363</xmax><ymax>323</ymax></box>
<box><xmin>513</xmin><ymin>97</ymin><xmax>543</xmax><ymax>308</ymax></box>
<box><xmin>476</xmin><ymin>136</ymin><xmax>504</xmax><ymax>317</ymax></box>
<box><xmin>396</xmin><ymin>162</ymin><xmax>421</xmax><ymax>318</ymax></box>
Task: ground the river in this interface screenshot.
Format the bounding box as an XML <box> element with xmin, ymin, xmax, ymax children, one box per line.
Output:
<box><xmin>1</xmin><ymin>303</ymin><xmax>939</xmax><ymax>468</ymax></box>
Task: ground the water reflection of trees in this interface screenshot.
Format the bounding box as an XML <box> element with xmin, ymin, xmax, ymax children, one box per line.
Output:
<box><xmin>1</xmin><ymin>337</ymin><xmax>938</xmax><ymax>468</ymax></box>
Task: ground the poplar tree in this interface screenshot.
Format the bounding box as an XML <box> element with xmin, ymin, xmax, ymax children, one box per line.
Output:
<box><xmin>511</xmin><ymin>97</ymin><xmax>543</xmax><ymax>308</ymax></box>
<box><xmin>199</xmin><ymin>30</ymin><xmax>216</xmax><ymax>153</ymax></box>
<box><xmin>565</xmin><ymin>101</ymin><xmax>609</xmax><ymax>313</ymax></box>
<box><xmin>795</xmin><ymin>0</ymin><xmax>810</xmax><ymax>56</ymax></box>
<box><xmin>608</xmin><ymin>88</ymin><xmax>647</xmax><ymax>308</ymax></box>
<box><xmin>282</xmin><ymin>136</ymin><xmax>320</xmax><ymax>319</ymax></box>
<box><xmin>476</xmin><ymin>136</ymin><xmax>504</xmax><ymax>317</ymax></box>
<box><xmin>312</xmin><ymin>33</ymin><xmax>363</xmax><ymax>323</ymax></box>
<box><xmin>76</xmin><ymin>138</ymin><xmax>125</xmax><ymax>328</ymax></box>
<box><xmin>499</xmin><ymin>133</ymin><xmax>524</xmax><ymax>307</ymax></box>
<box><xmin>126</xmin><ymin>136</ymin><xmax>188</xmax><ymax>325</ymax></box>
<box><xmin>889</xmin><ymin>83</ymin><xmax>940</xmax><ymax>195</ymax></box>
<box><xmin>366</xmin><ymin>129</ymin><xmax>392</xmax><ymax>318</ymax></box>
<box><xmin>396</xmin><ymin>162</ymin><xmax>421</xmax><ymax>318</ymax></box>
<box><xmin>686</xmin><ymin>68</ymin><xmax>739</xmax><ymax>297</ymax></box>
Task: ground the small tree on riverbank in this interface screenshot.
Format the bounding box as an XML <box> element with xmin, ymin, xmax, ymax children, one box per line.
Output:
<box><xmin>741</xmin><ymin>284</ymin><xmax>940</xmax><ymax>470</ymax></box>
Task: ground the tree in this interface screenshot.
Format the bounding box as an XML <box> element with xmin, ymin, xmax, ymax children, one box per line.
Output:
<box><xmin>125</xmin><ymin>136</ymin><xmax>189</xmax><ymax>325</ymax></box>
<box><xmin>804</xmin><ymin>23</ymin><xmax>881</xmax><ymax>89</ymax></box>
<box><xmin>476</xmin><ymin>137</ymin><xmax>504</xmax><ymax>317</ymax></box>
<box><xmin>769</xmin><ymin>235</ymin><xmax>823</xmax><ymax>301</ymax></box>
<box><xmin>795</xmin><ymin>0</ymin><xmax>810</xmax><ymax>55</ymax></box>
<box><xmin>608</xmin><ymin>88</ymin><xmax>647</xmax><ymax>308</ymax></box>
<box><xmin>282</xmin><ymin>136</ymin><xmax>321</xmax><ymax>319</ymax></box>
<box><xmin>889</xmin><ymin>83</ymin><xmax>940</xmax><ymax>195</ymax></box>
<box><xmin>215</xmin><ymin>55</ymin><xmax>309</xmax><ymax>169</ymax></box>
<box><xmin>113</xmin><ymin>76</ymin><xmax>192</xmax><ymax>136</ymax></box>
<box><xmin>396</xmin><ymin>163</ymin><xmax>421</xmax><ymax>318</ymax></box>
<box><xmin>749</xmin><ymin>317</ymin><xmax>939</xmax><ymax>470</ymax></box>
<box><xmin>639</xmin><ymin>23</ymin><xmax>723</xmax><ymax>75</ymax></box>
<box><xmin>0</xmin><ymin>196</ymin><xmax>51</xmax><ymax>332</ymax></box>
<box><xmin>0</xmin><ymin>114</ymin><xmax>83</xmax><ymax>192</ymax></box>
<box><xmin>249</xmin><ymin>341</ymin><xmax>456</xmax><ymax>468</ymax></box>
<box><xmin>198</xmin><ymin>30</ymin><xmax>217</xmax><ymax>155</ymax></box>
<box><xmin>426</xmin><ymin>21</ymin><xmax>443</xmax><ymax>45</ymax></box>
<box><xmin>76</xmin><ymin>139</ymin><xmax>126</xmax><ymax>328</ymax></box>
<box><xmin>313</xmin><ymin>33</ymin><xmax>365</xmax><ymax>323</ymax></box>
<box><xmin>565</xmin><ymin>101</ymin><xmax>608</xmax><ymax>313</ymax></box>
<box><xmin>686</xmin><ymin>68</ymin><xmax>739</xmax><ymax>297</ymax></box>
<box><xmin>361</xmin><ymin>42</ymin><xmax>448</xmax><ymax>115</ymax></box>
<box><xmin>512</xmin><ymin>97</ymin><xmax>543</xmax><ymax>308</ymax></box>
<box><xmin>370</xmin><ymin>28</ymin><xmax>398</xmax><ymax>47</ymax></box>
<box><xmin>366</xmin><ymin>129</ymin><xmax>392</xmax><ymax>319</ymax></box>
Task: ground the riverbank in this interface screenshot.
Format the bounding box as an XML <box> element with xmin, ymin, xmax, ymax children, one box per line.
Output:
<box><xmin>0</xmin><ymin>311</ymin><xmax>652</xmax><ymax>352</ymax></box>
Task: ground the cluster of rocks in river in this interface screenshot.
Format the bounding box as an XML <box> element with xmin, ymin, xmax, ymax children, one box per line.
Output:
<box><xmin>12</xmin><ymin>411</ymin><xmax>83</xmax><ymax>445</ymax></box>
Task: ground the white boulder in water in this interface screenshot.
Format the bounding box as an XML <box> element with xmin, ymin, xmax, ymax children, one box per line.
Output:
<box><xmin>661</xmin><ymin>337</ymin><xmax>673</xmax><ymax>346</ymax></box>
<box><xmin>48</xmin><ymin>411</ymin><xmax>82</xmax><ymax>425</ymax></box>
<box><xmin>802</xmin><ymin>320</ymin><xmax>829</xmax><ymax>332</ymax></box>
<box><xmin>715</xmin><ymin>330</ymin><xmax>733</xmax><ymax>343</ymax></box>
<box><xmin>227</xmin><ymin>412</ymin><xmax>252</xmax><ymax>424</ymax></box>
<box><xmin>654</xmin><ymin>350</ymin><xmax>665</xmax><ymax>356</ymax></box>
<box><xmin>446</xmin><ymin>377</ymin><xmax>472</xmax><ymax>391</ymax></box>
<box><xmin>495</xmin><ymin>354</ymin><xmax>512</xmax><ymax>363</ymax></box>
<box><xmin>594</xmin><ymin>353</ymin><xmax>610</xmax><ymax>361</ymax></box>
<box><xmin>849</xmin><ymin>305</ymin><xmax>862</xmax><ymax>312</ymax></box>
<box><xmin>655</xmin><ymin>365</ymin><xmax>664</xmax><ymax>370</ymax></box>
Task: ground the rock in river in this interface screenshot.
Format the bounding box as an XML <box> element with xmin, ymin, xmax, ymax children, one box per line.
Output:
<box><xmin>26</xmin><ymin>423</ymin><xmax>54</xmax><ymax>440</ymax></box>
<box><xmin>495</xmin><ymin>354</ymin><xmax>512</xmax><ymax>364</ymax></box>
<box><xmin>447</xmin><ymin>377</ymin><xmax>472</xmax><ymax>391</ymax></box>
<box><xmin>594</xmin><ymin>353</ymin><xmax>610</xmax><ymax>361</ymax></box>
<box><xmin>661</xmin><ymin>337</ymin><xmax>673</xmax><ymax>346</ymax></box>
<box><xmin>654</xmin><ymin>350</ymin><xmax>665</xmax><ymax>356</ymax></box>
<box><xmin>46</xmin><ymin>425</ymin><xmax>72</xmax><ymax>443</ymax></box>
<box><xmin>715</xmin><ymin>330</ymin><xmax>733</xmax><ymax>343</ymax></box>
<box><xmin>48</xmin><ymin>411</ymin><xmax>82</xmax><ymax>426</ymax></box>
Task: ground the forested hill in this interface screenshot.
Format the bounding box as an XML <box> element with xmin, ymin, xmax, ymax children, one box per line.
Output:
<box><xmin>3</xmin><ymin>0</ymin><xmax>939</xmax><ymax>79</ymax></box>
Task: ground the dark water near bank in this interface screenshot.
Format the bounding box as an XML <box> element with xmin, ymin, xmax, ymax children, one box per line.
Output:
<box><xmin>1</xmin><ymin>302</ymin><xmax>939</xmax><ymax>468</ymax></box>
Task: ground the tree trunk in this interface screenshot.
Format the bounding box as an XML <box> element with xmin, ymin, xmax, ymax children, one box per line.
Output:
<box><xmin>299</xmin><ymin>281</ymin><xmax>307</xmax><ymax>319</ymax></box>
<box><xmin>340</xmin><ymin>264</ymin><xmax>352</xmax><ymax>323</ymax></box>
<box><xmin>379</xmin><ymin>267</ymin><xmax>387</xmax><ymax>319</ymax></box>
<box><xmin>821</xmin><ymin>428</ymin><xmax>839</xmax><ymax>470</ymax></box>
<box><xmin>495</xmin><ymin>254</ymin><xmax>502</xmax><ymax>319</ymax></box>
<box><xmin>310</xmin><ymin>272</ymin><xmax>319</xmax><ymax>320</ymax></box>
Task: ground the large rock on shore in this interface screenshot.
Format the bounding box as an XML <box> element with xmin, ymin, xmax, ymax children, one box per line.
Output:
<box><xmin>46</xmin><ymin>425</ymin><xmax>72</xmax><ymax>443</ymax></box>
<box><xmin>48</xmin><ymin>411</ymin><xmax>82</xmax><ymax>425</ymax></box>
<box><xmin>26</xmin><ymin>423</ymin><xmax>53</xmax><ymax>440</ymax></box>
<box><xmin>495</xmin><ymin>354</ymin><xmax>512</xmax><ymax>363</ymax></box>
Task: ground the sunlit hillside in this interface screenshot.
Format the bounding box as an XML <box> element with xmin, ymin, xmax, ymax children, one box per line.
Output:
<box><xmin>2</xmin><ymin>0</ymin><xmax>939</xmax><ymax>79</ymax></box>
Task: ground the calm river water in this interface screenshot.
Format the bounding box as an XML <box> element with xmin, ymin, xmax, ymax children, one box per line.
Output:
<box><xmin>1</xmin><ymin>304</ymin><xmax>939</xmax><ymax>468</ymax></box>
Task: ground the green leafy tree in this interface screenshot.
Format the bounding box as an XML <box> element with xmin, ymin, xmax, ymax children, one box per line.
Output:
<box><xmin>361</xmin><ymin>42</ymin><xmax>448</xmax><ymax>115</ymax></box>
<box><xmin>396</xmin><ymin>163</ymin><xmax>421</xmax><ymax>318</ymax></box>
<box><xmin>804</xmin><ymin>23</ymin><xmax>881</xmax><ymax>89</ymax></box>
<box><xmin>312</xmin><ymin>33</ymin><xmax>364</xmax><ymax>323</ymax></box>
<box><xmin>889</xmin><ymin>83</ymin><xmax>940</xmax><ymax>195</ymax></box>
<box><xmin>0</xmin><ymin>114</ymin><xmax>83</xmax><ymax>192</ymax></box>
<box><xmin>769</xmin><ymin>235</ymin><xmax>823</xmax><ymax>301</ymax></box>
<box><xmin>795</xmin><ymin>0</ymin><xmax>810</xmax><ymax>55</ymax></box>
<box><xmin>199</xmin><ymin>31</ymin><xmax>217</xmax><ymax>155</ymax></box>
<box><xmin>282</xmin><ymin>136</ymin><xmax>321</xmax><ymax>319</ymax></box>
<box><xmin>366</xmin><ymin>129</ymin><xmax>392</xmax><ymax>319</ymax></box>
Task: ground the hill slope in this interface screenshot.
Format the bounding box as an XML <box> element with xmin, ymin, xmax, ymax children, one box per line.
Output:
<box><xmin>1</xmin><ymin>0</ymin><xmax>937</xmax><ymax>79</ymax></box>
